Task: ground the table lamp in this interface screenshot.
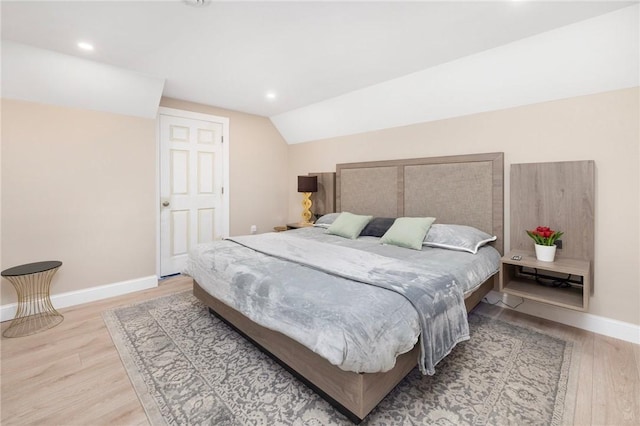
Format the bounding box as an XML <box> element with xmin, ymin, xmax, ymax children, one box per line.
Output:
<box><xmin>297</xmin><ymin>175</ymin><xmax>318</xmax><ymax>224</ymax></box>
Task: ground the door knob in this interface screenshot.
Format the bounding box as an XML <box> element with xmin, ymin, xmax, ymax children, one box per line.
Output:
<box><xmin>162</xmin><ymin>201</ymin><xmax>170</xmax><ymax>207</ymax></box>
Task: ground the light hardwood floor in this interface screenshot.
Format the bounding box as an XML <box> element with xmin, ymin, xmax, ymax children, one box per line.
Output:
<box><xmin>1</xmin><ymin>275</ymin><xmax>638</xmax><ymax>425</ymax></box>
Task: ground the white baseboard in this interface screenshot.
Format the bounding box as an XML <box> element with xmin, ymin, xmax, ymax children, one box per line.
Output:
<box><xmin>1</xmin><ymin>275</ymin><xmax>158</xmax><ymax>322</ymax></box>
<box><xmin>484</xmin><ymin>290</ymin><xmax>640</xmax><ymax>345</ymax></box>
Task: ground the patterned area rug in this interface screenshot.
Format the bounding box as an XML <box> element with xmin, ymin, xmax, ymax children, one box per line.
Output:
<box><xmin>103</xmin><ymin>291</ymin><xmax>578</xmax><ymax>425</ymax></box>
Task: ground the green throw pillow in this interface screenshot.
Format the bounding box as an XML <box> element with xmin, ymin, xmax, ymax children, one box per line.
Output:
<box><xmin>380</xmin><ymin>217</ymin><xmax>436</xmax><ymax>250</ymax></box>
<box><xmin>326</xmin><ymin>212</ymin><xmax>373</xmax><ymax>239</ymax></box>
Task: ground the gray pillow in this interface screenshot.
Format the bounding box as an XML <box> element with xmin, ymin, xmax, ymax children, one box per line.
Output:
<box><xmin>326</xmin><ymin>212</ymin><xmax>373</xmax><ymax>239</ymax></box>
<box><xmin>380</xmin><ymin>217</ymin><xmax>436</xmax><ymax>250</ymax></box>
<box><xmin>423</xmin><ymin>224</ymin><xmax>497</xmax><ymax>254</ymax></box>
<box><xmin>313</xmin><ymin>212</ymin><xmax>341</xmax><ymax>228</ymax></box>
<box><xmin>360</xmin><ymin>217</ymin><xmax>396</xmax><ymax>237</ymax></box>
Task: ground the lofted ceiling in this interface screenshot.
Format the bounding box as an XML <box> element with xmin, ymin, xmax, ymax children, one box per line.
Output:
<box><xmin>1</xmin><ymin>0</ymin><xmax>635</xmax><ymax>119</ymax></box>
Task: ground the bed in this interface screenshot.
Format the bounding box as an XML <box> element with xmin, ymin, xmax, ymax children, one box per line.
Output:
<box><xmin>187</xmin><ymin>152</ymin><xmax>504</xmax><ymax>422</ymax></box>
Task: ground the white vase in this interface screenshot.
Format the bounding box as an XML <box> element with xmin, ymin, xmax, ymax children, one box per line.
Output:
<box><xmin>535</xmin><ymin>244</ymin><xmax>557</xmax><ymax>262</ymax></box>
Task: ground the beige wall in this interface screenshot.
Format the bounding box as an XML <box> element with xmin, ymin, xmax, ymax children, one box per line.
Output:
<box><xmin>160</xmin><ymin>97</ymin><xmax>289</xmax><ymax>236</ymax></box>
<box><xmin>1</xmin><ymin>99</ymin><xmax>156</xmax><ymax>304</ymax></box>
<box><xmin>1</xmin><ymin>97</ymin><xmax>289</xmax><ymax>305</ymax></box>
<box><xmin>2</xmin><ymin>89</ymin><xmax>636</xmax><ymax>326</ymax></box>
<box><xmin>288</xmin><ymin>87</ymin><xmax>640</xmax><ymax>326</ymax></box>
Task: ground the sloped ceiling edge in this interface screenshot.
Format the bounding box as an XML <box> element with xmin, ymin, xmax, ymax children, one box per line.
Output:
<box><xmin>1</xmin><ymin>41</ymin><xmax>165</xmax><ymax>119</ymax></box>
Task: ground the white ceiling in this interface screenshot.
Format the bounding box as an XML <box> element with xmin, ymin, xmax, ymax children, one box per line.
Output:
<box><xmin>274</xmin><ymin>4</ymin><xmax>639</xmax><ymax>143</ymax></box>
<box><xmin>1</xmin><ymin>0</ymin><xmax>635</xmax><ymax>118</ymax></box>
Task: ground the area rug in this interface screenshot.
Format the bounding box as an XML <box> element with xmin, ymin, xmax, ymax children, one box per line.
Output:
<box><xmin>103</xmin><ymin>291</ymin><xmax>578</xmax><ymax>425</ymax></box>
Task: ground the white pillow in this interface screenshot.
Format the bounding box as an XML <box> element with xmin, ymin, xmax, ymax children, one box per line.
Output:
<box><xmin>313</xmin><ymin>212</ymin><xmax>341</xmax><ymax>228</ymax></box>
<box><xmin>423</xmin><ymin>224</ymin><xmax>496</xmax><ymax>254</ymax></box>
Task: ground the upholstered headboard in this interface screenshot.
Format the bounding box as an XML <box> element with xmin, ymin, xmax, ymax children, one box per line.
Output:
<box><xmin>336</xmin><ymin>153</ymin><xmax>504</xmax><ymax>254</ymax></box>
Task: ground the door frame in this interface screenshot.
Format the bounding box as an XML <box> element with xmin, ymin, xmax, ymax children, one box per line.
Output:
<box><xmin>156</xmin><ymin>106</ymin><xmax>230</xmax><ymax>277</ymax></box>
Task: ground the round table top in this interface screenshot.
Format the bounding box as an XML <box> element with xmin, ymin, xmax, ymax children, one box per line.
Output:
<box><xmin>2</xmin><ymin>261</ymin><xmax>62</xmax><ymax>277</ymax></box>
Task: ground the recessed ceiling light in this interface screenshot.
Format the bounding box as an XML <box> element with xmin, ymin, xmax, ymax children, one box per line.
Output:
<box><xmin>266</xmin><ymin>92</ymin><xmax>277</xmax><ymax>100</ymax></box>
<box><xmin>77</xmin><ymin>41</ymin><xmax>94</xmax><ymax>51</ymax></box>
<box><xmin>183</xmin><ymin>0</ymin><xmax>210</xmax><ymax>7</ymax></box>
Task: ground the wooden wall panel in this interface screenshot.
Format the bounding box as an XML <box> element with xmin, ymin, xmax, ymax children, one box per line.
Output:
<box><xmin>309</xmin><ymin>172</ymin><xmax>336</xmax><ymax>216</ymax></box>
<box><xmin>510</xmin><ymin>160</ymin><xmax>595</xmax><ymax>262</ymax></box>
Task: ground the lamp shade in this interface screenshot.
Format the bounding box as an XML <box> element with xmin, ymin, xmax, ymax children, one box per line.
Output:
<box><xmin>297</xmin><ymin>175</ymin><xmax>318</xmax><ymax>193</ymax></box>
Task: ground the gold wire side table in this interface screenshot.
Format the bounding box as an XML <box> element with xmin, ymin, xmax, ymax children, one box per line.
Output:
<box><xmin>1</xmin><ymin>261</ymin><xmax>64</xmax><ymax>338</ymax></box>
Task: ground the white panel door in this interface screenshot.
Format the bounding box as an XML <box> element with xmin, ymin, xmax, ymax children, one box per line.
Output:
<box><xmin>159</xmin><ymin>113</ymin><xmax>225</xmax><ymax>276</ymax></box>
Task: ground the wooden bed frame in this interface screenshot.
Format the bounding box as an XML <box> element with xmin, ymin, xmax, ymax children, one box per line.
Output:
<box><xmin>193</xmin><ymin>152</ymin><xmax>504</xmax><ymax>423</ymax></box>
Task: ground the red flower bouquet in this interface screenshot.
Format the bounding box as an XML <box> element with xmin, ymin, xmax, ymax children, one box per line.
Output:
<box><xmin>526</xmin><ymin>226</ymin><xmax>563</xmax><ymax>246</ymax></box>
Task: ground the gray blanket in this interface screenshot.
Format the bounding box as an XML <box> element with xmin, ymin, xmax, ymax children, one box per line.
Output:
<box><xmin>227</xmin><ymin>232</ymin><xmax>469</xmax><ymax>375</ymax></box>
